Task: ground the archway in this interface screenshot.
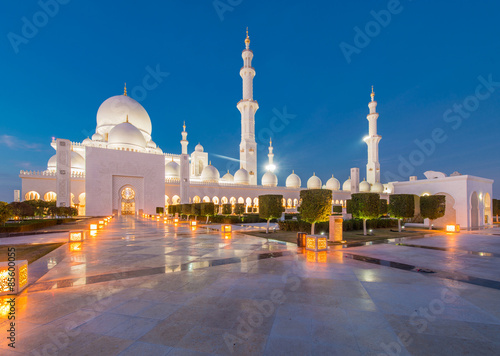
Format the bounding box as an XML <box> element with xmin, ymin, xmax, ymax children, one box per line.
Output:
<box><xmin>172</xmin><ymin>195</ymin><xmax>180</xmax><ymax>205</ymax></box>
<box><xmin>193</xmin><ymin>196</ymin><xmax>201</xmax><ymax>204</ymax></box>
<box><xmin>44</xmin><ymin>191</ymin><xmax>57</xmax><ymax>202</ymax></box>
<box><xmin>470</xmin><ymin>192</ymin><xmax>479</xmax><ymax>228</ymax></box>
<box><xmin>433</xmin><ymin>192</ymin><xmax>456</xmax><ymax>228</ymax></box>
<box><xmin>203</xmin><ymin>196</ymin><xmax>210</xmax><ymax>203</ymax></box>
<box><xmin>484</xmin><ymin>193</ymin><xmax>491</xmax><ymax>225</ymax></box>
<box><xmin>120</xmin><ymin>186</ymin><xmax>136</xmax><ymax>215</ymax></box>
<box><xmin>25</xmin><ymin>191</ymin><xmax>40</xmax><ymax>200</ymax></box>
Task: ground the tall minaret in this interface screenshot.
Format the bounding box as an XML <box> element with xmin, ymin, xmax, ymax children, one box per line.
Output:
<box><xmin>180</xmin><ymin>122</ymin><xmax>190</xmax><ymax>204</ymax></box>
<box><xmin>365</xmin><ymin>86</ymin><xmax>381</xmax><ymax>185</ymax></box>
<box><xmin>237</xmin><ymin>28</ymin><xmax>259</xmax><ymax>185</ymax></box>
<box><xmin>266</xmin><ymin>138</ymin><xmax>275</xmax><ymax>172</ymax></box>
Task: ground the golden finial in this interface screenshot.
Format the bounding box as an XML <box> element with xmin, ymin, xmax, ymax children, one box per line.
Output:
<box><xmin>371</xmin><ymin>85</ymin><xmax>375</xmax><ymax>101</ymax></box>
<box><xmin>124</xmin><ymin>83</ymin><xmax>127</xmax><ymax>96</ymax></box>
<box><xmin>269</xmin><ymin>137</ymin><xmax>272</xmax><ymax>146</ymax></box>
<box><xmin>245</xmin><ymin>27</ymin><xmax>250</xmax><ymax>48</ymax></box>
<box><xmin>126</xmin><ymin>114</ymin><xmax>129</xmax><ymax>123</ymax></box>
<box><xmin>209</xmin><ymin>160</ymin><xmax>212</xmax><ymax>165</ymax></box>
<box><xmin>183</xmin><ymin>121</ymin><xmax>186</xmax><ymax>131</ymax></box>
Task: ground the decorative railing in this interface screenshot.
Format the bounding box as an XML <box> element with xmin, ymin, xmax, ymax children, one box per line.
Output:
<box><xmin>19</xmin><ymin>170</ymin><xmax>85</xmax><ymax>178</ymax></box>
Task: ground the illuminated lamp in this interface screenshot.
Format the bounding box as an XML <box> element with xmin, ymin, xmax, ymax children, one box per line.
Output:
<box><xmin>191</xmin><ymin>221</ymin><xmax>197</xmax><ymax>226</ymax></box>
<box><xmin>191</xmin><ymin>226</ymin><xmax>197</xmax><ymax>232</ymax></box>
<box><xmin>69</xmin><ymin>231</ymin><xmax>84</xmax><ymax>242</ymax></box>
<box><xmin>89</xmin><ymin>230</ymin><xmax>97</xmax><ymax>238</ymax></box>
<box><xmin>305</xmin><ymin>235</ymin><xmax>328</xmax><ymax>252</ymax></box>
<box><xmin>446</xmin><ymin>224</ymin><xmax>460</xmax><ymax>233</ymax></box>
<box><xmin>223</xmin><ymin>233</ymin><xmax>232</xmax><ymax>240</ymax></box>
<box><xmin>69</xmin><ymin>242</ymin><xmax>82</xmax><ymax>252</ymax></box>
<box><xmin>221</xmin><ymin>224</ymin><xmax>232</xmax><ymax>233</ymax></box>
<box><xmin>90</xmin><ymin>224</ymin><xmax>98</xmax><ymax>230</ymax></box>
<box><xmin>174</xmin><ymin>218</ymin><xmax>179</xmax><ymax>223</ymax></box>
<box><xmin>0</xmin><ymin>260</ymin><xmax>28</xmax><ymax>296</ymax></box>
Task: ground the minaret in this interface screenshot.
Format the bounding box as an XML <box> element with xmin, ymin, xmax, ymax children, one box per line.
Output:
<box><xmin>180</xmin><ymin>122</ymin><xmax>190</xmax><ymax>204</ymax></box>
<box><xmin>365</xmin><ymin>86</ymin><xmax>381</xmax><ymax>185</ymax></box>
<box><xmin>266</xmin><ymin>138</ymin><xmax>276</xmax><ymax>172</ymax></box>
<box><xmin>237</xmin><ymin>28</ymin><xmax>259</xmax><ymax>185</ymax></box>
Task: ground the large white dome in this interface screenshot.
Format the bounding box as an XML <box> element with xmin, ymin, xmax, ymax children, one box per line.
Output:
<box><xmin>195</xmin><ymin>143</ymin><xmax>204</xmax><ymax>152</ymax></box>
<box><xmin>286</xmin><ymin>171</ymin><xmax>301</xmax><ymax>188</ymax></box>
<box><xmin>234</xmin><ymin>168</ymin><xmax>250</xmax><ymax>185</ymax></box>
<box><xmin>108</xmin><ymin>122</ymin><xmax>147</xmax><ymax>150</ymax></box>
<box><xmin>96</xmin><ymin>95</ymin><xmax>152</xmax><ymax>141</ymax></box>
<box><xmin>201</xmin><ymin>164</ymin><xmax>220</xmax><ymax>183</ymax></box>
<box><xmin>359</xmin><ymin>180</ymin><xmax>371</xmax><ymax>192</ymax></box>
<box><xmin>307</xmin><ymin>173</ymin><xmax>322</xmax><ymax>189</ymax></box>
<box><xmin>262</xmin><ymin>172</ymin><xmax>278</xmax><ymax>187</ymax></box>
<box><xmin>326</xmin><ymin>175</ymin><xmax>340</xmax><ymax>191</ymax></box>
<box><xmin>47</xmin><ymin>151</ymin><xmax>85</xmax><ymax>173</ymax></box>
<box><xmin>165</xmin><ymin>160</ymin><xmax>180</xmax><ymax>178</ymax></box>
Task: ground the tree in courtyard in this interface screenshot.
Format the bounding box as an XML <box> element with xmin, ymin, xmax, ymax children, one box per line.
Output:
<box><xmin>299</xmin><ymin>189</ymin><xmax>332</xmax><ymax>235</ymax></box>
<box><xmin>191</xmin><ymin>203</ymin><xmax>202</xmax><ymax>222</ymax></box>
<box><xmin>8</xmin><ymin>202</ymin><xmax>34</xmax><ymax>219</ymax></box>
<box><xmin>493</xmin><ymin>199</ymin><xmax>499</xmax><ymax>223</ymax></box>
<box><xmin>350</xmin><ymin>193</ymin><xmax>381</xmax><ymax>236</ymax></box>
<box><xmin>379</xmin><ymin>199</ymin><xmax>388</xmax><ymax>216</ymax></box>
<box><xmin>222</xmin><ymin>204</ymin><xmax>232</xmax><ymax>215</ymax></box>
<box><xmin>234</xmin><ymin>203</ymin><xmax>245</xmax><ymax>216</ymax></box>
<box><xmin>389</xmin><ymin>194</ymin><xmax>416</xmax><ymax>232</ymax></box>
<box><xmin>181</xmin><ymin>204</ymin><xmax>192</xmax><ymax>220</ymax></box>
<box><xmin>258</xmin><ymin>195</ymin><xmax>284</xmax><ymax>233</ymax></box>
<box><xmin>420</xmin><ymin>195</ymin><xmax>446</xmax><ymax>230</ymax></box>
<box><xmin>0</xmin><ymin>202</ymin><xmax>12</xmax><ymax>226</ymax></box>
<box><xmin>200</xmin><ymin>202</ymin><xmax>215</xmax><ymax>224</ymax></box>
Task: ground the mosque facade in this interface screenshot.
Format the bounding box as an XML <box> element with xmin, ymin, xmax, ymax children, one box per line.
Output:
<box><xmin>18</xmin><ymin>33</ymin><xmax>493</xmax><ymax>229</ymax></box>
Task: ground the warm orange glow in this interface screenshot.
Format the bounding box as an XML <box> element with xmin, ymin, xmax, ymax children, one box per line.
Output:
<box><xmin>174</xmin><ymin>218</ymin><xmax>179</xmax><ymax>223</ymax></box>
<box><xmin>306</xmin><ymin>250</ymin><xmax>327</xmax><ymax>263</ymax></box>
<box><xmin>318</xmin><ymin>238</ymin><xmax>327</xmax><ymax>250</ymax></box>
<box><xmin>90</xmin><ymin>230</ymin><xmax>97</xmax><ymax>238</ymax></box>
<box><xmin>0</xmin><ymin>270</ymin><xmax>10</xmax><ymax>293</ymax></box>
<box><xmin>99</xmin><ymin>220</ymin><xmax>104</xmax><ymax>225</ymax></box>
<box><xmin>305</xmin><ymin>235</ymin><xmax>328</xmax><ymax>252</ymax></box>
<box><xmin>0</xmin><ymin>299</ymin><xmax>11</xmax><ymax>316</ymax></box>
<box><xmin>191</xmin><ymin>221</ymin><xmax>197</xmax><ymax>226</ymax></box>
<box><xmin>69</xmin><ymin>242</ymin><xmax>82</xmax><ymax>252</ymax></box>
<box><xmin>306</xmin><ymin>237</ymin><xmax>316</xmax><ymax>250</ymax></box>
<box><xmin>223</xmin><ymin>233</ymin><xmax>232</xmax><ymax>240</ymax></box>
<box><xmin>222</xmin><ymin>224</ymin><xmax>232</xmax><ymax>233</ymax></box>
<box><xmin>90</xmin><ymin>224</ymin><xmax>97</xmax><ymax>230</ymax></box>
<box><xmin>18</xmin><ymin>265</ymin><xmax>28</xmax><ymax>288</ymax></box>
<box><xmin>191</xmin><ymin>226</ymin><xmax>197</xmax><ymax>232</ymax></box>
<box><xmin>446</xmin><ymin>224</ymin><xmax>460</xmax><ymax>232</ymax></box>
<box><xmin>69</xmin><ymin>232</ymin><xmax>83</xmax><ymax>242</ymax></box>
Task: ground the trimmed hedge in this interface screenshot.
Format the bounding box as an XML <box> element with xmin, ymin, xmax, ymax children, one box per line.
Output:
<box><xmin>277</xmin><ymin>218</ymin><xmax>398</xmax><ymax>233</ymax></box>
<box><xmin>0</xmin><ymin>218</ymin><xmax>74</xmax><ymax>233</ymax></box>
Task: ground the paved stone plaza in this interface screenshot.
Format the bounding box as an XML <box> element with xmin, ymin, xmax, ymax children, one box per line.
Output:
<box><xmin>1</xmin><ymin>218</ymin><xmax>500</xmax><ymax>355</ymax></box>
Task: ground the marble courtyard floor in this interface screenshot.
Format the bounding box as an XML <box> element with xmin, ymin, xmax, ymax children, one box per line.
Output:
<box><xmin>1</xmin><ymin>217</ymin><xmax>500</xmax><ymax>355</ymax></box>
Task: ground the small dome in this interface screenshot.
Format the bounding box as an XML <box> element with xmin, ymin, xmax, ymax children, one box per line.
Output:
<box><xmin>262</xmin><ymin>172</ymin><xmax>278</xmax><ymax>187</ymax></box>
<box><xmin>372</xmin><ymin>182</ymin><xmax>384</xmax><ymax>193</ymax></box>
<box><xmin>326</xmin><ymin>175</ymin><xmax>340</xmax><ymax>191</ymax></box>
<box><xmin>221</xmin><ymin>171</ymin><xmax>234</xmax><ymax>183</ymax></box>
<box><xmin>359</xmin><ymin>180</ymin><xmax>371</xmax><ymax>192</ymax></box>
<box><xmin>96</xmin><ymin>94</ymin><xmax>152</xmax><ymax>141</ymax></box>
<box><xmin>92</xmin><ymin>132</ymin><xmax>103</xmax><ymax>141</ymax></box>
<box><xmin>108</xmin><ymin>122</ymin><xmax>147</xmax><ymax>150</ymax></box>
<box><xmin>165</xmin><ymin>160</ymin><xmax>180</xmax><ymax>178</ymax></box>
<box><xmin>154</xmin><ymin>147</ymin><xmax>163</xmax><ymax>154</ymax></box>
<box><xmin>70</xmin><ymin>151</ymin><xmax>85</xmax><ymax>172</ymax></box>
<box><xmin>47</xmin><ymin>155</ymin><xmax>57</xmax><ymax>171</ymax></box>
<box><xmin>307</xmin><ymin>173</ymin><xmax>322</xmax><ymax>189</ymax></box>
<box><xmin>201</xmin><ymin>164</ymin><xmax>220</xmax><ymax>183</ymax></box>
<box><xmin>286</xmin><ymin>171</ymin><xmax>301</xmax><ymax>188</ymax></box>
<box><xmin>234</xmin><ymin>168</ymin><xmax>250</xmax><ymax>185</ymax></box>
<box><xmin>195</xmin><ymin>143</ymin><xmax>204</xmax><ymax>152</ymax></box>
<box><xmin>82</xmin><ymin>137</ymin><xmax>92</xmax><ymax>145</ymax></box>
<box><xmin>343</xmin><ymin>178</ymin><xmax>351</xmax><ymax>191</ymax></box>
<box><xmin>49</xmin><ymin>152</ymin><xmax>85</xmax><ymax>172</ymax></box>
<box><xmin>147</xmin><ymin>140</ymin><xmax>157</xmax><ymax>148</ymax></box>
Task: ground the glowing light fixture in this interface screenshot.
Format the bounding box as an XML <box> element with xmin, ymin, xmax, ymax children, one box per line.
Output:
<box><xmin>305</xmin><ymin>235</ymin><xmax>328</xmax><ymax>252</ymax></box>
<box><xmin>221</xmin><ymin>224</ymin><xmax>232</xmax><ymax>233</ymax></box>
<box><xmin>69</xmin><ymin>231</ymin><xmax>84</xmax><ymax>242</ymax></box>
<box><xmin>191</xmin><ymin>221</ymin><xmax>197</xmax><ymax>226</ymax></box>
<box><xmin>446</xmin><ymin>224</ymin><xmax>460</xmax><ymax>233</ymax></box>
<box><xmin>90</xmin><ymin>224</ymin><xmax>97</xmax><ymax>230</ymax></box>
<box><xmin>69</xmin><ymin>242</ymin><xmax>82</xmax><ymax>252</ymax></box>
<box><xmin>0</xmin><ymin>260</ymin><xmax>28</xmax><ymax>296</ymax></box>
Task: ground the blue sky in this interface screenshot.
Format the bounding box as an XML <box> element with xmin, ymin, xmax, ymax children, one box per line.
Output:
<box><xmin>1</xmin><ymin>0</ymin><xmax>499</xmax><ymax>201</ymax></box>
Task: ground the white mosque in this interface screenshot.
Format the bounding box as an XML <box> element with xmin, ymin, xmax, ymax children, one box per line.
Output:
<box><xmin>18</xmin><ymin>32</ymin><xmax>493</xmax><ymax>229</ymax></box>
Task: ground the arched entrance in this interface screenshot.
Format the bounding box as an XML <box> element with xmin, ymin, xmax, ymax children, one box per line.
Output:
<box><xmin>470</xmin><ymin>192</ymin><xmax>479</xmax><ymax>228</ymax></box>
<box><xmin>484</xmin><ymin>193</ymin><xmax>491</xmax><ymax>225</ymax></box>
<box><xmin>121</xmin><ymin>186</ymin><xmax>136</xmax><ymax>215</ymax></box>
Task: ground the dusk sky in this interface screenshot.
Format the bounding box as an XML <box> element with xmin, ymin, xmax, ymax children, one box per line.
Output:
<box><xmin>1</xmin><ymin>0</ymin><xmax>499</xmax><ymax>202</ymax></box>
